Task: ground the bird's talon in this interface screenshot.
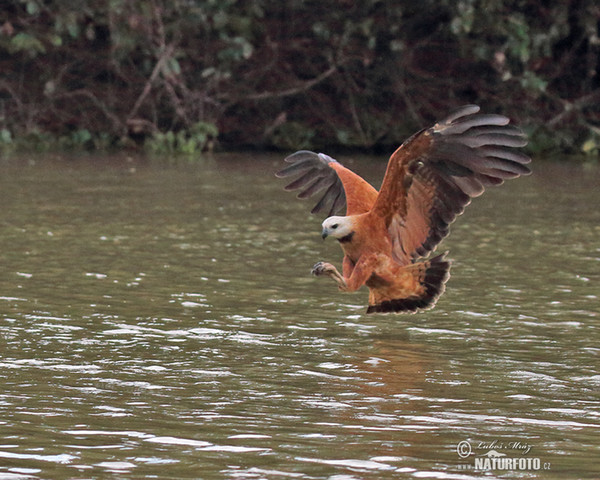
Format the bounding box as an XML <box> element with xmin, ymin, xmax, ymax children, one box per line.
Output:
<box><xmin>311</xmin><ymin>261</ymin><xmax>327</xmax><ymax>276</ymax></box>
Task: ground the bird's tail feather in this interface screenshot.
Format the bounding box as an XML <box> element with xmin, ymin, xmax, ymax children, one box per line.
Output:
<box><xmin>366</xmin><ymin>253</ymin><xmax>450</xmax><ymax>314</ymax></box>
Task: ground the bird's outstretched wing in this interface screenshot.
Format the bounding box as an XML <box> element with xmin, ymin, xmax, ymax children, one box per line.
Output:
<box><xmin>276</xmin><ymin>150</ymin><xmax>378</xmax><ymax>216</ymax></box>
<box><xmin>371</xmin><ymin>105</ymin><xmax>531</xmax><ymax>264</ymax></box>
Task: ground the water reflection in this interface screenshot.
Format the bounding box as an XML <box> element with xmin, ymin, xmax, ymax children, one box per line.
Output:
<box><xmin>0</xmin><ymin>154</ymin><xmax>599</xmax><ymax>478</ymax></box>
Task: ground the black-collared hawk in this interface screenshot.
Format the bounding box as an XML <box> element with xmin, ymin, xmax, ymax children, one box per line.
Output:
<box><xmin>276</xmin><ymin>105</ymin><xmax>531</xmax><ymax>314</ymax></box>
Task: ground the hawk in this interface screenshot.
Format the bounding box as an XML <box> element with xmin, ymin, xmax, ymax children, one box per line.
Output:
<box><xmin>277</xmin><ymin>105</ymin><xmax>531</xmax><ymax>313</ymax></box>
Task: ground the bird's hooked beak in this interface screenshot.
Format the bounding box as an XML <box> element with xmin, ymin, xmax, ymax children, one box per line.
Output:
<box><xmin>321</xmin><ymin>228</ymin><xmax>329</xmax><ymax>240</ymax></box>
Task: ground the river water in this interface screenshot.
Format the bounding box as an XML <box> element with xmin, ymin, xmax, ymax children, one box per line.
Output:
<box><xmin>0</xmin><ymin>153</ymin><xmax>598</xmax><ymax>479</ymax></box>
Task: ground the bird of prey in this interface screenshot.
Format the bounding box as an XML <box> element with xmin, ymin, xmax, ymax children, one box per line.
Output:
<box><xmin>277</xmin><ymin>105</ymin><xmax>531</xmax><ymax>313</ymax></box>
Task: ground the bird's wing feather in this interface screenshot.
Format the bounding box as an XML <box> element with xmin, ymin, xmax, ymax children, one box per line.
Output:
<box><xmin>276</xmin><ymin>150</ymin><xmax>378</xmax><ymax>216</ymax></box>
<box><xmin>371</xmin><ymin>105</ymin><xmax>531</xmax><ymax>264</ymax></box>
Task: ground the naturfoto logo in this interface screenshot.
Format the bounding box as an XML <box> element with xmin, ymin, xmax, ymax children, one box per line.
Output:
<box><xmin>456</xmin><ymin>440</ymin><xmax>551</xmax><ymax>472</ymax></box>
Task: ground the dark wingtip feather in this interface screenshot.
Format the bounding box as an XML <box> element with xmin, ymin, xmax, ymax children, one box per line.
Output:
<box><xmin>403</xmin><ymin>106</ymin><xmax>530</xmax><ymax>261</ymax></box>
<box><xmin>439</xmin><ymin>105</ymin><xmax>480</xmax><ymax>124</ymax></box>
<box><xmin>277</xmin><ymin>150</ymin><xmax>347</xmax><ymax>216</ymax></box>
<box><xmin>431</xmin><ymin>105</ymin><xmax>531</xmax><ymax>183</ymax></box>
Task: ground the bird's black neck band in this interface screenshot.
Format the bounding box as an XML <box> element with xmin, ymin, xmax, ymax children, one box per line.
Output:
<box><xmin>337</xmin><ymin>231</ymin><xmax>355</xmax><ymax>244</ymax></box>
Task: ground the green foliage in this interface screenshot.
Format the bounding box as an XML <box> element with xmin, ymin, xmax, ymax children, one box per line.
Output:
<box><xmin>581</xmin><ymin>129</ymin><xmax>600</xmax><ymax>156</ymax></box>
<box><xmin>7</xmin><ymin>32</ymin><xmax>46</xmax><ymax>55</ymax></box>
<box><xmin>0</xmin><ymin>129</ymin><xmax>12</xmax><ymax>145</ymax></box>
<box><xmin>58</xmin><ymin>129</ymin><xmax>93</xmax><ymax>150</ymax></box>
<box><xmin>0</xmin><ymin>124</ymin><xmax>120</xmax><ymax>152</ymax></box>
<box><xmin>5</xmin><ymin>129</ymin><xmax>57</xmax><ymax>152</ymax></box>
<box><xmin>271</xmin><ymin>122</ymin><xmax>315</xmax><ymax>151</ymax></box>
<box><xmin>0</xmin><ymin>0</ymin><xmax>599</xmax><ymax>156</ymax></box>
<box><xmin>144</xmin><ymin>122</ymin><xmax>218</xmax><ymax>154</ymax></box>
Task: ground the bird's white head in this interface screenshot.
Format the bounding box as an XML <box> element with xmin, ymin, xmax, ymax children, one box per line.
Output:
<box><xmin>321</xmin><ymin>216</ymin><xmax>355</xmax><ymax>240</ymax></box>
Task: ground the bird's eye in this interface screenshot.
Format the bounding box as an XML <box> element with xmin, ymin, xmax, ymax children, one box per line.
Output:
<box><xmin>331</xmin><ymin>224</ymin><xmax>338</xmax><ymax>229</ymax></box>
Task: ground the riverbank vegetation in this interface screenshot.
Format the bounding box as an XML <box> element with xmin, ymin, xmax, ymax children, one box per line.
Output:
<box><xmin>1</xmin><ymin>0</ymin><xmax>599</xmax><ymax>156</ymax></box>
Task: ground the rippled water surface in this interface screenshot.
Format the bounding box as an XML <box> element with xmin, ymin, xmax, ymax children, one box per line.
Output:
<box><xmin>1</xmin><ymin>153</ymin><xmax>599</xmax><ymax>479</ymax></box>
